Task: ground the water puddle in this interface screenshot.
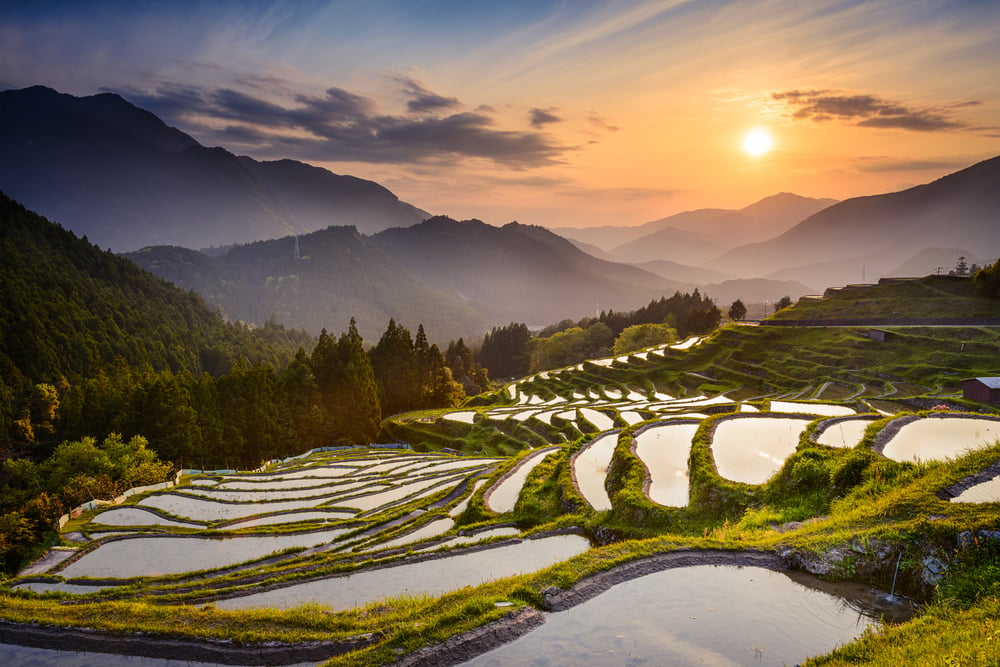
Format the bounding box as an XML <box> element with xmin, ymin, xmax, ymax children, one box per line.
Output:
<box><xmin>816</xmin><ymin>418</ymin><xmax>877</xmax><ymax>448</ymax></box>
<box><xmin>578</xmin><ymin>408</ymin><xmax>614</xmax><ymax>431</ymax></box>
<box><xmin>573</xmin><ymin>433</ymin><xmax>619</xmax><ymax>511</ymax></box>
<box><xmin>450</xmin><ymin>480</ymin><xmax>487</xmax><ymax>517</ymax></box>
<box><xmin>359</xmin><ymin>517</ymin><xmax>455</xmax><ymax>552</ymax></box>
<box><xmin>91</xmin><ymin>507</ymin><xmax>203</xmax><ymax>528</ymax></box>
<box><xmin>712</xmin><ymin>417</ymin><xmax>812</xmax><ymax>484</ymax></box>
<box><xmin>950</xmin><ymin>476</ymin><xmax>1000</xmax><ymax>503</ymax></box>
<box><xmin>634</xmin><ymin>423</ymin><xmax>699</xmax><ymax>507</ymax></box>
<box><xmin>465</xmin><ymin>564</ymin><xmax>910</xmax><ymax>666</ymax></box>
<box><xmin>486</xmin><ymin>449</ymin><xmax>556</xmax><ymax>513</ymax></box>
<box><xmin>771</xmin><ymin>401</ymin><xmax>855</xmax><ymax>416</ymax></box>
<box><xmin>217</xmin><ymin>534</ymin><xmax>591</xmax><ymax>611</ymax></box>
<box><xmin>416</xmin><ymin>527</ymin><xmax>521</xmax><ymax>552</ymax></box>
<box><xmin>882</xmin><ymin>417</ymin><xmax>1000</xmax><ymax>462</ymax></box>
<box><xmin>138</xmin><ymin>494</ymin><xmax>352</xmax><ymax>522</ymax></box>
<box><xmin>57</xmin><ymin>528</ymin><xmax>348</xmax><ymax>578</ymax></box>
<box><xmin>220</xmin><ymin>510</ymin><xmax>352</xmax><ymax>528</ymax></box>
<box><xmin>445</xmin><ymin>411</ymin><xmax>478</xmax><ymax>424</ymax></box>
<box><xmin>340</xmin><ymin>474</ymin><xmax>463</xmax><ymax>512</ymax></box>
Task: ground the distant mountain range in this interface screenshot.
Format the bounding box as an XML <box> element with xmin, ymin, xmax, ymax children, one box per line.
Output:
<box><xmin>554</xmin><ymin>193</ymin><xmax>838</xmax><ymax>264</ymax></box>
<box><xmin>125</xmin><ymin>217</ymin><xmax>689</xmax><ymax>341</ymax></box>
<box><xmin>0</xmin><ymin>86</ymin><xmax>428</xmax><ymax>251</ymax></box>
<box><xmin>707</xmin><ymin>156</ymin><xmax>1000</xmax><ymax>288</ymax></box>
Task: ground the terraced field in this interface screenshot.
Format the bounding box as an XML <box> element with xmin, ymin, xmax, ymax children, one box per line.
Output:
<box><xmin>6</xmin><ymin>326</ymin><xmax>1000</xmax><ymax>665</ymax></box>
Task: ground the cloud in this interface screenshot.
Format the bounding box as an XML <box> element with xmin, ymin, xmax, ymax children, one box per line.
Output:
<box><xmin>772</xmin><ymin>89</ymin><xmax>975</xmax><ymax>131</ymax></box>
<box><xmin>529</xmin><ymin>107</ymin><xmax>562</xmax><ymax>127</ymax></box>
<box><xmin>123</xmin><ymin>80</ymin><xmax>569</xmax><ymax>167</ymax></box>
<box><xmin>396</xmin><ymin>76</ymin><xmax>461</xmax><ymax>114</ymax></box>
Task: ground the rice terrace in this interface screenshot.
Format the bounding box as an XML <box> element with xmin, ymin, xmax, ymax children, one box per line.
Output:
<box><xmin>3</xmin><ymin>276</ymin><xmax>1000</xmax><ymax>665</ymax></box>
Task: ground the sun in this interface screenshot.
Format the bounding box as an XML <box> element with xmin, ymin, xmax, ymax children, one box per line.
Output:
<box><xmin>741</xmin><ymin>127</ymin><xmax>773</xmax><ymax>157</ymax></box>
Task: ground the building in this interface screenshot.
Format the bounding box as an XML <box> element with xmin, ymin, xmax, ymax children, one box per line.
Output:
<box><xmin>962</xmin><ymin>377</ymin><xmax>1000</xmax><ymax>405</ymax></box>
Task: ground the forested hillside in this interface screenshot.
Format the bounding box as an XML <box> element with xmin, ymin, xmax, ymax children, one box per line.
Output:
<box><xmin>0</xmin><ymin>193</ymin><xmax>475</xmax><ymax>574</ymax></box>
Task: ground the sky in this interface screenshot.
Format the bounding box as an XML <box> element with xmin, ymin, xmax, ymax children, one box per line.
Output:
<box><xmin>2</xmin><ymin>0</ymin><xmax>999</xmax><ymax>228</ymax></box>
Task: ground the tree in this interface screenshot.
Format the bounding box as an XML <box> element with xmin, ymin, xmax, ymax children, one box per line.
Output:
<box><xmin>728</xmin><ymin>299</ymin><xmax>747</xmax><ymax>321</ymax></box>
<box><xmin>974</xmin><ymin>260</ymin><xmax>1000</xmax><ymax>298</ymax></box>
<box><xmin>775</xmin><ymin>295</ymin><xmax>793</xmax><ymax>311</ymax></box>
<box><xmin>612</xmin><ymin>323</ymin><xmax>677</xmax><ymax>355</ymax></box>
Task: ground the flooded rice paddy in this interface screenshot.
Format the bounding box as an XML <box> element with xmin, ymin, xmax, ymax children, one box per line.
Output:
<box><xmin>634</xmin><ymin>422</ymin><xmax>699</xmax><ymax>507</ymax></box>
<box><xmin>485</xmin><ymin>448</ymin><xmax>557</xmax><ymax>513</ymax></box>
<box><xmin>217</xmin><ymin>534</ymin><xmax>590</xmax><ymax>611</ymax></box>
<box><xmin>572</xmin><ymin>433</ymin><xmax>619</xmax><ymax>511</ymax></box>
<box><xmin>711</xmin><ymin>417</ymin><xmax>813</xmax><ymax>484</ymax></box>
<box><xmin>59</xmin><ymin>527</ymin><xmax>350</xmax><ymax>578</ymax></box>
<box><xmin>466</xmin><ymin>564</ymin><xmax>909</xmax><ymax>666</ymax></box>
<box><xmin>882</xmin><ymin>416</ymin><xmax>1000</xmax><ymax>462</ymax></box>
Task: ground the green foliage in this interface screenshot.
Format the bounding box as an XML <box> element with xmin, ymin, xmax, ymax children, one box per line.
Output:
<box><xmin>727</xmin><ymin>299</ymin><xmax>747</xmax><ymax>321</ymax></box>
<box><xmin>973</xmin><ymin>259</ymin><xmax>1000</xmax><ymax>299</ymax></box>
<box><xmin>937</xmin><ymin>540</ymin><xmax>1000</xmax><ymax>606</ymax></box>
<box><xmin>612</xmin><ymin>323</ymin><xmax>677</xmax><ymax>355</ymax></box>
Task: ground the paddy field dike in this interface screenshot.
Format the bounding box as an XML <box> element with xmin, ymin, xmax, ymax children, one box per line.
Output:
<box><xmin>4</xmin><ymin>276</ymin><xmax>1000</xmax><ymax>666</ymax></box>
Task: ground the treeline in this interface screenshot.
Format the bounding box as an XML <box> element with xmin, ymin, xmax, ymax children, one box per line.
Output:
<box><xmin>477</xmin><ymin>290</ymin><xmax>721</xmax><ymax>377</ymax></box>
<box><xmin>0</xmin><ymin>434</ymin><xmax>171</xmax><ymax>573</ymax></box>
<box><xmin>0</xmin><ymin>192</ymin><xmax>312</xmax><ymax>449</ymax></box>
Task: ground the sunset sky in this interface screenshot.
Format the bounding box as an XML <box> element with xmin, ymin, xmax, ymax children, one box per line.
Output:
<box><xmin>2</xmin><ymin>0</ymin><xmax>999</xmax><ymax>229</ymax></box>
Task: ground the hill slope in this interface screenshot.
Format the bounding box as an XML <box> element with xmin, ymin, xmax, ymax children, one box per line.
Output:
<box><xmin>128</xmin><ymin>217</ymin><xmax>687</xmax><ymax>340</ymax></box>
<box><xmin>709</xmin><ymin>156</ymin><xmax>1000</xmax><ymax>287</ymax></box>
<box><xmin>125</xmin><ymin>225</ymin><xmax>490</xmax><ymax>343</ymax></box>
<box><xmin>371</xmin><ymin>217</ymin><xmax>684</xmax><ymax>326</ymax></box>
<box><xmin>0</xmin><ymin>86</ymin><xmax>428</xmax><ymax>251</ymax></box>
<box><xmin>0</xmin><ymin>191</ymin><xmax>310</xmax><ymax>434</ymax></box>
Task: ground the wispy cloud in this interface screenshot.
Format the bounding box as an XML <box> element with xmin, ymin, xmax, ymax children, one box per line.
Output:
<box><xmin>772</xmin><ymin>89</ymin><xmax>977</xmax><ymax>132</ymax></box>
<box><xmin>125</xmin><ymin>80</ymin><xmax>570</xmax><ymax>167</ymax></box>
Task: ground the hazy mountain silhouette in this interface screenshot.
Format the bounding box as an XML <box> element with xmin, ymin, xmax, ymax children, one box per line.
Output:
<box><xmin>371</xmin><ymin>217</ymin><xmax>684</xmax><ymax>327</ymax></box>
<box><xmin>708</xmin><ymin>156</ymin><xmax>1000</xmax><ymax>287</ymax></box>
<box><xmin>0</xmin><ymin>86</ymin><xmax>428</xmax><ymax>251</ymax></box>
<box><xmin>884</xmin><ymin>248</ymin><xmax>984</xmax><ymax>278</ymax></box>
<box><xmin>552</xmin><ymin>193</ymin><xmax>835</xmax><ymax>259</ymax></box>
<box><xmin>126</xmin><ymin>217</ymin><xmax>685</xmax><ymax>340</ymax></box>
<box><xmin>125</xmin><ymin>225</ymin><xmax>488</xmax><ymax>343</ymax></box>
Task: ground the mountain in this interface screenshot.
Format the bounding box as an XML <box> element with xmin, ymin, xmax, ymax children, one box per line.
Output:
<box><xmin>551</xmin><ymin>193</ymin><xmax>836</xmax><ymax>257</ymax></box>
<box><xmin>371</xmin><ymin>217</ymin><xmax>684</xmax><ymax>326</ymax></box>
<box><xmin>634</xmin><ymin>259</ymin><xmax>733</xmax><ymax>285</ymax></box>
<box><xmin>700</xmin><ymin>278</ymin><xmax>814</xmax><ymax>308</ymax></box>
<box><xmin>708</xmin><ymin>156</ymin><xmax>1000</xmax><ymax>287</ymax></box>
<box><xmin>0</xmin><ymin>191</ymin><xmax>308</xmax><ymax>398</ymax></box>
<box><xmin>125</xmin><ymin>225</ymin><xmax>489</xmax><ymax>343</ymax></box>
<box><xmin>127</xmin><ymin>217</ymin><xmax>686</xmax><ymax>340</ymax></box>
<box><xmin>884</xmin><ymin>248</ymin><xmax>986</xmax><ymax>278</ymax></box>
<box><xmin>0</xmin><ymin>86</ymin><xmax>428</xmax><ymax>251</ymax></box>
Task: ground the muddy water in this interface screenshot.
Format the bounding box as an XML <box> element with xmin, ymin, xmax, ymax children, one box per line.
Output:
<box><xmin>882</xmin><ymin>417</ymin><xmax>1000</xmax><ymax>462</ymax></box>
<box><xmin>57</xmin><ymin>528</ymin><xmax>348</xmax><ymax>578</ymax></box>
<box><xmin>712</xmin><ymin>417</ymin><xmax>812</xmax><ymax>484</ymax></box>
<box><xmin>138</xmin><ymin>494</ymin><xmax>355</xmax><ymax>522</ymax></box>
<box><xmin>634</xmin><ymin>423</ymin><xmax>699</xmax><ymax>507</ymax></box>
<box><xmin>217</xmin><ymin>534</ymin><xmax>591</xmax><ymax>611</ymax></box>
<box><xmin>466</xmin><ymin>565</ymin><xmax>910</xmax><ymax>666</ymax></box>
<box><xmin>573</xmin><ymin>433</ymin><xmax>619</xmax><ymax>511</ymax></box>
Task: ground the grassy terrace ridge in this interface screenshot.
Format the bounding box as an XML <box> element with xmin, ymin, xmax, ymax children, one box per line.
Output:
<box><xmin>4</xmin><ymin>286</ymin><xmax>1000</xmax><ymax>665</ymax></box>
<box><xmin>770</xmin><ymin>274</ymin><xmax>1000</xmax><ymax>321</ymax></box>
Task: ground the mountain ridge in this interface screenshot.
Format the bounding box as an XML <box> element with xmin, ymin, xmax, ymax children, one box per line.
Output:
<box><xmin>0</xmin><ymin>85</ymin><xmax>429</xmax><ymax>251</ymax></box>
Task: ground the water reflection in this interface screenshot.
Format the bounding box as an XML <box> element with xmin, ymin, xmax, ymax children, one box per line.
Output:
<box><xmin>466</xmin><ymin>565</ymin><xmax>912</xmax><ymax>666</ymax></box>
